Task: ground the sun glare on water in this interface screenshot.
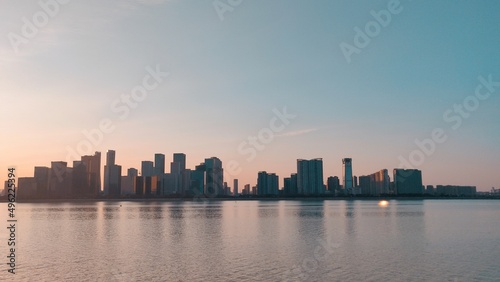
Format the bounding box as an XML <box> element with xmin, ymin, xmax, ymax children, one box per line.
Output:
<box><xmin>378</xmin><ymin>200</ymin><xmax>389</xmax><ymax>207</ymax></box>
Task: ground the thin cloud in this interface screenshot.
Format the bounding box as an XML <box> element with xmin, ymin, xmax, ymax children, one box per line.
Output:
<box><xmin>276</xmin><ymin>128</ymin><xmax>319</xmax><ymax>137</ymax></box>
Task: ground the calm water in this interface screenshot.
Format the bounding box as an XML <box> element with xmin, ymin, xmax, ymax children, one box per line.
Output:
<box><xmin>0</xmin><ymin>200</ymin><xmax>499</xmax><ymax>281</ymax></box>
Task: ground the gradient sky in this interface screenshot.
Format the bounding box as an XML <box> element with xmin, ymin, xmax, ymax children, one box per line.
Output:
<box><xmin>1</xmin><ymin>0</ymin><xmax>499</xmax><ymax>191</ymax></box>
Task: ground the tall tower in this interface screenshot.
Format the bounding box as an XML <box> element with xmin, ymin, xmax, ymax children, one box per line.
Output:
<box><xmin>233</xmin><ymin>179</ymin><xmax>238</xmax><ymax>196</ymax></box>
<box><xmin>81</xmin><ymin>151</ymin><xmax>101</xmax><ymax>195</ymax></box>
<box><xmin>154</xmin><ymin>154</ymin><xmax>165</xmax><ymax>175</ymax></box>
<box><xmin>173</xmin><ymin>153</ymin><xmax>186</xmax><ymax>172</ymax></box>
<box><xmin>205</xmin><ymin>157</ymin><xmax>223</xmax><ymax>196</ymax></box>
<box><xmin>342</xmin><ymin>158</ymin><xmax>353</xmax><ymax>195</ymax></box>
<box><xmin>104</xmin><ymin>150</ymin><xmax>121</xmax><ymax>195</ymax></box>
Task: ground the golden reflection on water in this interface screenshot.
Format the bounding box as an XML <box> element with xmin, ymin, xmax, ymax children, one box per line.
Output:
<box><xmin>378</xmin><ymin>200</ymin><xmax>389</xmax><ymax>207</ymax></box>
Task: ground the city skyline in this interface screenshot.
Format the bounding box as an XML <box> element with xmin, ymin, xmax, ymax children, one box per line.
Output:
<box><xmin>1</xmin><ymin>1</ymin><xmax>500</xmax><ymax>192</ymax></box>
<box><xmin>3</xmin><ymin>148</ymin><xmax>484</xmax><ymax>198</ymax></box>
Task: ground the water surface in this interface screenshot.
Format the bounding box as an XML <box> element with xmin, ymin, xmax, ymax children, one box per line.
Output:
<box><xmin>0</xmin><ymin>200</ymin><xmax>498</xmax><ymax>281</ymax></box>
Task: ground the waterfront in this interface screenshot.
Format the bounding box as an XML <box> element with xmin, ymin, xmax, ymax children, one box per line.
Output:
<box><xmin>1</xmin><ymin>200</ymin><xmax>499</xmax><ymax>281</ymax></box>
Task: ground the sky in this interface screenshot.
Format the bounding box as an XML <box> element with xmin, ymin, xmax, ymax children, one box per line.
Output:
<box><xmin>1</xmin><ymin>0</ymin><xmax>499</xmax><ymax>191</ymax></box>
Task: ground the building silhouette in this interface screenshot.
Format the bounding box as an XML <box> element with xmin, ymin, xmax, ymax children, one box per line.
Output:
<box><xmin>233</xmin><ymin>179</ymin><xmax>239</xmax><ymax>196</ymax></box>
<box><xmin>72</xmin><ymin>161</ymin><xmax>89</xmax><ymax>196</ymax></box>
<box><xmin>141</xmin><ymin>161</ymin><xmax>154</xmax><ymax>177</ymax></box>
<box><xmin>358</xmin><ymin>169</ymin><xmax>390</xmax><ymax>196</ymax></box>
<box><xmin>49</xmin><ymin>161</ymin><xmax>71</xmax><ymax>197</ymax></box>
<box><xmin>104</xmin><ymin>150</ymin><xmax>122</xmax><ymax>196</ymax></box>
<box><xmin>205</xmin><ymin>157</ymin><xmax>223</xmax><ymax>196</ymax></box>
<box><xmin>154</xmin><ymin>154</ymin><xmax>165</xmax><ymax>176</ymax></box>
<box><xmin>342</xmin><ymin>158</ymin><xmax>354</xmax><ymax>195</ymax></box>
<box><xmin>34</xmin><ymin>166</ymin><xmax>50</xmax><ymax>197</ymax></box>
<box><xmin>327</xmin><ymin>176</ymin><xmax>341</xmax><ymax>194</ymax></box>
<box><xmin>393</xmin><ymin>169</ymin><xmax>423</xmax><ymax>195</ymax></box>
<box><xmin>170</xmin><ymin>153</ymin><xmax>187</xmax><ymax>194</ymax></box>
<box><xmin>257</xmin><ymin>171</ymin><xmax>279</xmax><ymax>195</ymax></box>
<box><xmin>121</xmin><ymin>168</ymin><xmax>138</xmax><ymax>195</ymax></box>
<box><xmin>435</xmin><ymin>185</ymin><xmax>476</xmax><ymax>196</ymax></box>
<box><xmin>81</xmin><ymin>151</ymin><xmax>101</xmax><ymax>195</ymax></box>
<box><xmin>297</xmin><ymin>158</ymin><xmax>324</xmax><ymax>195</ymax></box>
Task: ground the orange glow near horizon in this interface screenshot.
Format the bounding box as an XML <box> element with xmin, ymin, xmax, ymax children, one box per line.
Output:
<box><xmin>378</xmin><ymin>200</ymin><xmax>389</xmax><ymax>207</ymax></box>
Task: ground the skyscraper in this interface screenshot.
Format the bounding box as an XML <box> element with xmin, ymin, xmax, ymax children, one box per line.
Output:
<box><xmin>257</xmin><ymin>171</ymin><xmax>279</xmax><ymax>195</ymax></box>
<box><xmin>393</xmin><ymin>169</ymin><xmax>423</xmax><ymax>195</ymax></box>
<box><xmin>297</xmin><ymin>158</ymin><xmax>324</xmax><ymax>195</ymax></box>
<box><xmin>106</xmin><ymin>150</ymin><xmax>115</xmax><ymax>166</ymax></box>
<box><xmin>233</xmin><ymin>179</ymin><xmax>238</xmax><ymax>196</ymax></box>
<box><xmin>173</xmin><ymin>153</ymin><xmax>186</xmax><ymax>171</ymax></box>
<box><xmin>327</xmin><ymin>176</ymin><xmax>341</xmax><ymax>193</ymax></box>
<box><xmin>170</xmin><ymin>153</ymin><xmax>186</xmax><ymax>194</ymax></box>
<box><xmin>342</xmin><ymin>158</ymin><xmax>354</xmax><ymax>195</ymax></box>
<box><xmin>81</xmin><ymin>151</ymin><xmax>101</xmax><ymax>195</ymax></box>
<box><xmin>34</xmin><ymin>166</ymin><xmax>50</xmax><ymax>197</ymax></box>
<box><xmin>104</xmin><ymin>150</ymin><xmax>122</xmax><ymax>196</ymax></box>
<box><xmin>49</xmin><ymin>161</ymin><xmax>69</xmax><ymax>197</ymax></box>
<box><xmin>72</xmin><ymin>161</ymin><xmax>88</xmax><ymax>196</ymax></box>
<box><xmin>154</xmin><ymin>153</ymin><xmax>165</xmax><ymax>175</ymax></box>
<box><xmin>205</xmin><ymin>157</ymin><xmax>223</xmax><ymax>196</ymax></box>
<box><xmin>372</xmin><ymin>169</ymin><xmax>390</xmax><ymax>195</ymax></box>
<box><xmin>141</xmin><ymin>161</ymin><xmax>154</xmax><ymax>177</ymax></box>
<box><xmin>121</xmin><ymin>168</ymin><xmax>138</xmax><ymax>195</ymax></box>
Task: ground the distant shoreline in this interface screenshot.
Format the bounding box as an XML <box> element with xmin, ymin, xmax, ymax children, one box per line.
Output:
<box><xmin>1</xmin><ymin>195</ymin><xmax>499</xmax><ymax>203</ymax></box>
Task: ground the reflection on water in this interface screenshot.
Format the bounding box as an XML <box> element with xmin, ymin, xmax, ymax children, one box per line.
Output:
<box><xmin>0</xmin><ymin>200</ymin><xmax>498</xmax><ymax>281</ymax></box>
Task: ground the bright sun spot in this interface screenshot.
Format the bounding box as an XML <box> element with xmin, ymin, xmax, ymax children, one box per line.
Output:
<box><xmin>378</xmin><ymin>200</ymin><xmax>389</xmax><ymax>207</ymax></box>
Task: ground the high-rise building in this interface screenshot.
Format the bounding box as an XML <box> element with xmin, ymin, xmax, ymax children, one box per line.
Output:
<box><xmin>81</xmin><ymin>151</ymin><xmax>101</xmax><ymax>195</ymax></box>
<box><xmin>106</xmin><ymin>150</ymin><xmax>115</xmax><ymax>166</ymax></box>
<box><xmin>173</xmin><ymin>153</ymin><xmax>186</xmax><ymax>171</ymax></box>
<box><xmin>170</xmin><ymin>153</ymin><xmax>187</xmax><ymax>194</ymax></box>
<box><xmin>205</xmin><ymin>157</ymin><xmax>223</xmax><ymax>196</ymax></box>
<box><xmin>327</xmin><ymin>176</ymin><xmax>341</xmax><ymax>193</ymax></box>
<box><xmin>233</xmin><ymin>179</ymin><xmax>239</xmax><ymax>196</ymax></box>
<box><xmin>154</xmin><ymin>154</ymin><xmax>165</xmax><ymax>176</ymax></box>
<box><xmin>141</xmin><ymin>161</ymin><xmax>154</xmax><ymax>177</ymax></box>
<box><xmin>134</xmin><ymin>176</ymin><xmax>144</xmax><ymax>195</ymax></box>
<box><xmin>393</xmin><ymin>169</ymin><xmax>423</xmax><ymax>195</ymax></box>
<box><xmin>359</xmin><ymin>175</ymin><xmax>371</xmax><ymax>195</ymax></box>
<box><xmin>121</xmin><ymin>168</ymin><xmax>138</xmax><ymax>195</ymax></box>
<box><xmin>72</xmin><ymin>161</ymin><xmax>89</xmax><ymax>197</ymax></box>
<box><xmin>34</xmin><ymin>166</ymin><xmax>50</xmax><ymax>197</ymax></box>
<box><xmin>290</xmin><ymin>173</ymin><xmax>298</xmax><ymax>194</ymax></box>
<box><xmin>372</xmin><ymin>169</ymin><xmax>390</xmax><ymax>195</ymax></box>
<box><xmin>359</xmin><ymin>169</ymin><xmax>391</xmax><ymax>196</ymax></box>
<box><xmin>49</xmin><ymin>161</ymin><xmax>70</xmax><ymax>197</ymax></box>
<box><xmin>342</xmin><ymin>158</ymin><xmax>354</xmax><ymax>195</ymax></box>
<box><xmin>283</xmin><ymin>177</ymin><xmax>291</xmax><ymax>195</ymax></box>
<box><xmin>190</xmin><ymin>170</ymin><xmax>205</xmax><ymax>196</ymax></box>
<box><xmin>104</xmin><ymin>150</ymin><xmax>122</xmax><ymax>196</ymax></box>
<box><xmin>162</xmin><ymin>173</ymin><xmax>176</xmax><ymax>195</ymax></box>
<box><xmin>257</xmin><ymin>171</ymin><xmax>279</xmax><ymax>195</ymax></box>
<box><xmin>18</xmin><ymin>177</ymin><xmax>37</xmax><ymax>199</ymax></box>
<box><xmin>297</xmin><ymin>159</ymin><xmax>323</xmax><ymax>195</ymax></box>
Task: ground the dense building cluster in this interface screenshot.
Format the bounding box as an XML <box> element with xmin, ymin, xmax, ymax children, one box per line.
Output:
<box><xmin>6</xmin><ymin>150</ymin><xmax>480</xmax><ymax>199</ymax></box>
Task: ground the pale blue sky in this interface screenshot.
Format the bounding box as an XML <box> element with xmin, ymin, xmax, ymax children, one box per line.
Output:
<box><xmin>1</xmin><ymin>0</ymin><xmax>499</xmax><ymax>191</ymax></box>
